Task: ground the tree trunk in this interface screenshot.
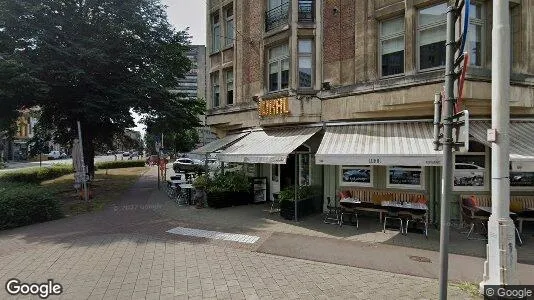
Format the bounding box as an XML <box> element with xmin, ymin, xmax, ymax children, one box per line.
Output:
<box><xmin>81</xmin><ymin>123</ymin><xmax>95</xmax><ymax>179</ymax></box>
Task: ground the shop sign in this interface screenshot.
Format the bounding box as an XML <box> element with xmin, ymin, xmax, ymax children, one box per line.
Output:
<box><xmin>258</xmin><ymin>97</ymin><xmax>290</xmax><ymax>117</ymax></box>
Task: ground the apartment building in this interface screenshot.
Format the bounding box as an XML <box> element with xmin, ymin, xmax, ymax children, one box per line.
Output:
<box><xmin>201</xmin><ymin>0</ymin><xmax>534</xmax><ymax>221</ymax></box>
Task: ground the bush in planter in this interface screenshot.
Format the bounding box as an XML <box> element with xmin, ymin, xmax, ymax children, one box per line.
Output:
<box><xmin>206</xmin><ymin>171</ymin><xmax>251</xmax><ymax>208</ymax></box>
<box><xmin>278</xmin><ymin>185</ymin><xmax>321</xmax><ymax>220</ymax></box>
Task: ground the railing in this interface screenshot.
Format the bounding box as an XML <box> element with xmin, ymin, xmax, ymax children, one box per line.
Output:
<box><xmin>298</xmin><ymin>0</ymin><xmax>314</xmax><ymax>23</ymax></box>
<box><xmin>265</xmin><ymin>2</ymin><xmax>290</xmax><ymax>32</ymax></box>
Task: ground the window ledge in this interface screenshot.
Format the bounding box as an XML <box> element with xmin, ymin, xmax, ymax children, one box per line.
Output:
<box><xmin>262</xmin><ymin>90</ymin><xmax>290</xmax><ymax>100</ymax></box>
<box><xmin>209</xmin><ymin>50</ymin><xmax>221</xmax><ymax>56</ymax></box>
<box><xmin>222</xmin><ymin>44</ymin><xmax>234</xmax><ymax>51</ymax></box>
<box><xmin>263</xmin><ymin>25</ymin><xmax>290</xmax><ymax>39</ymax></box>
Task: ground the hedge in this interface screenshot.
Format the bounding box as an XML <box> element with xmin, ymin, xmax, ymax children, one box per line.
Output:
<box><xmin>0</xmin><ymin>183</ymin><xmax>63</xmax><ymax>230</ymax></box>
<box><xmin>95</xmin><ymin>160</ymin><xmax>146</xmax><ymax>169</ymax></box>
<box><xmin>0</xmin><ymin>165</ymin><xmax>73</xmax><ymax>184</ymax></box>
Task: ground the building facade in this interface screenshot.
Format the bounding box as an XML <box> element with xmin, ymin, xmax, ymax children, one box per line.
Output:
<box><xmin>204</xmin><ymin>0</ymin><xmax>534</xmax><ymax>222</ymax></box>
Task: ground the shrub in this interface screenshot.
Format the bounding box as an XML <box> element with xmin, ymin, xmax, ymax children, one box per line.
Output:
<box><xmin>0</xmin><ymin>183</ymin><xmax>63</xmax><ymax>230</ymax></box>
<box><xmin>95</xmin><ymin>160</ymin><xmax>146</xmax><ymax>169</ymax></box>
<box><xmin>207</xmin><ymin>171</ymin><xmax>250</xmax><ymax>193</ymax></box>
<box><xmin>192</xmin><ymin>175</ymin><xmax>208</xmax><ymax>190</ymax></box>
<box><xmin>0</xmin><ymin>165</ymin><xmax>73</xmax><ymax>184</ymax></box>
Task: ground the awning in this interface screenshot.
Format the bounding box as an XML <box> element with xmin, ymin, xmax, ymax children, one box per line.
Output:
<box><xmin>470</xmin><ymin>120</ymin><xmax>534</xmax><ymax>162</ymax></box>
<box><xmin>190</xmin><ymin>132</ymin><xmax>249</xmax><ymax>154</ymax></box>
<box><xmin>217</xmin><ymin>127</ymin><xmax>321</xmax><ymax>164</ymax></box>
<box><xmin>316</xmin><ymin>122</ymin><xmax>442</xmax><ymax>166</ymax></box>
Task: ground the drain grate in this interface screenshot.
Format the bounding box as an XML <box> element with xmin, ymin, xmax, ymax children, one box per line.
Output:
<box><xmin>166</xmin><ymin>226</ymin><xmax>260</xmax><ymax>244</ymax></box>
<box><xmin>409</xmin><ymin>255</ymin><xmax>432</xmax><ymax>263</ymax></box>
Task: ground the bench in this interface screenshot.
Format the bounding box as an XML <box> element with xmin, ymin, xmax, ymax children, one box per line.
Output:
<box><xmin>460</xmin><ymin>194</ymin><xmax>534</xmax><ymax>233</ymax></box>
<box><xmin>338</xmin><ymin>188</ymin><xmax>428</xmax><ymax>221</ymax></box>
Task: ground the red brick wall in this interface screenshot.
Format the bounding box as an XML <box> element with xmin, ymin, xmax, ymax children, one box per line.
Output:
<box><xmin>323</xmin><ymin>0</ymin><xmax>356</xmax><ymax>64</ymax></box>
<box><xmin>242</xmin><ymin>1</ymin><xmax>262</xmax><ymax>85</ymax></box>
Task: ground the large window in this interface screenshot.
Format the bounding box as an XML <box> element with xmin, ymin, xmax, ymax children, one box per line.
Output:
<box><xmin>340</xmin><ymin>166</ymin><xmax>373</xmax><ymax>187</ymax></box>
<box><xmin>225</xmin><ymin>69</ymin><xmax>233</xmax><ymax>105</ymax></box>
<box><xmin>387</xmin><ymin>166</ymin><xmax>424</xmax><ymax>189</ymax></box>
<box><xmin>298</xmin><ymin>39</ymin><xmax>313</xmax><ymax>88</ymax></box>
<box><xmin>380</xmin><ymin>17</ymin><xmax>404</xmax><ymax>76</ymax></box>
<box><xmin>265</xmin><ymin>0</ymin><xmax>290</xmax><ymax>31</ymax></box>
<box><xmin>211</xmin><ymin>73</ymin><xmax>220</xmax><ymax>108</ymax></box>
<box><xmin>418</xmin><ymin>4</ymin><xmax>447</xmax><ymax>70</ymax></box>
<box><xmin>467</xmin><ymin>3</ymin><xmax>484</xmax><ymax>66</ymax></box>
<box><xmin>212</xmin><ymin>12</ymin><xmax>220</xmax><ymax>53</ymax></box>
<box><xmin>225</xmin><ymin>6</ymin><xmax>234</xmax><ymax>47</ymax></box>
<box><xmin>268</xmin><ymin>44</ymin><xmax>289</xmax><ymax>92</ymax></box>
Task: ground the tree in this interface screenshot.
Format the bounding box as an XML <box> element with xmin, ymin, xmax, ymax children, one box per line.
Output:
<box><xmin>0</xmin><ymin>0</ymin><xmax>204</xmax><ymax>176</ymax></box>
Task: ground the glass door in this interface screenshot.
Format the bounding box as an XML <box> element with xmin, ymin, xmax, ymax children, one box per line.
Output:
<box><xmin>298</xmin><ymin>153</ymin><xmax>311</xmax><ymax>186</ymax></box>
<box><xmin>270</xmin><ymin>164</ymin><xmax>280</xmax><ymax>200</ymax></box>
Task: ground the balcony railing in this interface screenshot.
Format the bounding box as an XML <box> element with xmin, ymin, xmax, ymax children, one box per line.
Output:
<box><xmin>298</xmin><ymin>0</ymin><xmax>314</xmax><ymax>23</ymax></box>
<box><xmin>265</xmin><ymin>2</ymin><xmax>290</xmax><ymax>32</ymax></box>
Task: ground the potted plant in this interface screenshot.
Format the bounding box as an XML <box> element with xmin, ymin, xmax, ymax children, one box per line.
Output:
<box><xmin>279</xmin><ymin>185</ymin><xmax>321</xmax><ymax>220</ymax></box>
<box><xmin>192</xmin><ymin>175</ymin><xmax>207</xmax><ymax>208</ymax></box>
<box><xmin>206</xmin><ymin>172</ymin><xmax>228</xmax><ymax>208</ymax></box>
<box><xmin>223</xmin><ymin>171</ymin><xmax>251</xmax><ymax>206</ymax></box>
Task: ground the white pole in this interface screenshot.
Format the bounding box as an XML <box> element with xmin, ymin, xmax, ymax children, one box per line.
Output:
<box><xmin>77</xmin><ymin>121</ymin><xmax>88</xmax><ymax>202</ymax></box>
<box><xmin>480</xmin><ymin>0</ymin><xmax>517</xmax><ymax>290</ymax></box>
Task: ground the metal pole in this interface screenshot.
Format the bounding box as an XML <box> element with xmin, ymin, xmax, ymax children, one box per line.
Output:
<box><xmin>77</xmin><ymin>121</ymin><xmax>89</xmax><ymax>202</ymax></box>
<box><xmin>438</xmin><ymin>6</ymin><xmax>456</xmax><ymax>300</ymax></box>
<box><xmin>480</xmin><ymin>0</ymin><xmax>517</xmax><ymax>289</ymax></box>
<box><xmin>294</xmin><ymin>154</ymin><xmax>298</xmax><ymax>221</ymax></box>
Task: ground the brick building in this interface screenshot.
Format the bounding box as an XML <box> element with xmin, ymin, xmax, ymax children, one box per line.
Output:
<box><xmin>199</xmin><ymin>0</ymin><xmax>534</xmax><ymax>222</ymax></box>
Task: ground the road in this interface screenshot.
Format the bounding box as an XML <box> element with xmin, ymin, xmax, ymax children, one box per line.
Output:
<box><xmin>1</xmin><ymin>155</ymin><xmax>134</xmax><ymax>172</ymax></box>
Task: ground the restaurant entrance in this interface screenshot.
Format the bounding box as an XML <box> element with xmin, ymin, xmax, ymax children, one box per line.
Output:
<box><xmin>280</xmin><ymin>154</ymin><xmax>296</xmax><ymax>191</ymax></box>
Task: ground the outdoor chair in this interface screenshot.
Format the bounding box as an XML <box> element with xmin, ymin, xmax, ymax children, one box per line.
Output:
<box><xmin>399</xmin><ymin>197</ymin><xmax>429</xmax><ymax>238</ymax></box>
<box><xmin>460</xmin><ymin>197</ymin><xmax>490</xmax><ymax>240</ymax></box>
<box><xmin>270</xmin><ymin>193</ymin><xmax>280</xmax><ymax>214</ymax></box>
<box><xmin>338</xmin><ymin>192</ymin><xmax>358</xmax><ymax>228</ymax></box>
<box><xmin>383</xmin><ymin>207</ymin><xmax>403</xmax><ymax>234</ymax></box>
<box><xmin>323</xmin><ymin>196</ymin><xmax>341</xmax><ymax>225</ymax></box>
<box><xmin>517</xmin><ymin>210</ymin><xmax>534</xmax><ymax>234</ymax></box>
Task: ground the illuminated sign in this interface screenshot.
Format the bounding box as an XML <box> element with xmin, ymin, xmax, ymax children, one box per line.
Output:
<box><xmin>258</xmin><ymin>98</ymin><xmax>290</xmax><ymax>117</ymax></box>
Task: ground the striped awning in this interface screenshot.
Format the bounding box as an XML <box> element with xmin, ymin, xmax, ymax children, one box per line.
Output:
<box><xmin>217</xmin><ymin>127</ymin><xmax>321</xmax><ymax>164</ymax></box>
<box><xmin>470</xmin><ymin>120</ymin><xmax>534</xmax><ymax>162</ymax></box>
<box><xmin>190</xmin><ymin>132</ymin><xmax>249</xmax><ymax>154</ymax></box>
<box><xmin>316</xmin><ymin>122</ymin><xmax>442</xmax><ymax>166</ymax></box>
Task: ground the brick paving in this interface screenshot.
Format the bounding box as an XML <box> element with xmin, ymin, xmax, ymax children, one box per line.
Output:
<box><xmin>0</xmin><ymin>167</ymin><xmax>474</xmax><ymax>299</ymax></box>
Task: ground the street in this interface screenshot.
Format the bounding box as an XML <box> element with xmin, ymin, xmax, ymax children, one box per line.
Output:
<box><xmin>0</xmin><ymin>167</ymin><xmax>474</xmax><ymax>299</ymax></box>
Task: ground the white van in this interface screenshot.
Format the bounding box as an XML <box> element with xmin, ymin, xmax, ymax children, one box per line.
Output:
<box><xmin>47</xmin><ymin>151</ymin><xmax>67</xmax><ymax>160</ymax></box>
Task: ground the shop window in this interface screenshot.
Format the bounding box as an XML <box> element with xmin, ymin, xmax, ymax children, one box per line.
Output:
<box><xmin>453</xmin><ymin>140</ymin><xmax>487</xmax><ymax>191</ymax></box>
<box><xmin>418</xmin><ymin>4</ymin><xmax>447</xmax><ymax>70</ymax></box>
<box><xmin>225</xmin><ymin>6</ymin><xmax>234</xmax><ymax>47</ymax></box>
<box><xmin>387</xmin><ymin>166</ymin><xmax>424</xmax><ymax>189</ymax></box>
<box><xmin>298</xmin><ymin>39</ymin><xmax>313</xmax><ymax>88</ymax></box>
<box><xmin>268</xmin><ymin>43</ymin><xmax>289</xmax><ymax>92</ymax></box>
<box><xmin>340</xmin><ymin>166</ymin><xmax>373</xmax><ymax>187</ymax></box>
<box><xmin>298</xmin><ymin>153</ymin><xmax>311</xmax><ymax>186</ymax></box>
<box><xmin>225</xmin><ymin>69</ymin><xmax>233</xmax><ymax>105</ymax></box>
<box><xmin>380</xmin><ymin>17</ymin><xmax>405</xmax><ymax>76</ymax></box>
<box><xmin>467</xmin><ymin>3</ymin><xmax>485</xmax><ymax>66</ymax></box>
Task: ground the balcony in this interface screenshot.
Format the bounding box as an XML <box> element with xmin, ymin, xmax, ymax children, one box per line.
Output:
<box><xmin>298</xmin><ymin>0</ymin><xmax>314</xmax><ymax>23</ymax></box>
<box><xmin>265</xmin><ymin>2</ymin><xmax>290</xmax><ymax>32</ymax></box>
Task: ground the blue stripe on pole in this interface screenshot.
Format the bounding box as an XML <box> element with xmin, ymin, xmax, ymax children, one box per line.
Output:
<box><xmin>459</xmin><ymin>0</ymin><xmax>470</xmax><ymax>55</ymax></box>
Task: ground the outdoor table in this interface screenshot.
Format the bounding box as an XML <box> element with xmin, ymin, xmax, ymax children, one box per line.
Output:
<box><xmin>339</xmin><ymin>198</ymin><xmax>361</xmax><ymax>209</ymax></box>
<box><xmin>476</xmin><ymin>206</ymin><xmax>516</xmax><ymax>216</ymax></box>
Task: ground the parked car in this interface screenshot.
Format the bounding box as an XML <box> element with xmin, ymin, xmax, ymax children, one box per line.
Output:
<box><xmin>173</xmin><ymin>158</ymin><xmax>203</xmax><ymax>173</ymax></box>
<box><xmin>47</xmin><ymin>151</ymin><xmax>67</xmax><ymax>160</ymax></box>
<box><xmin>106</xmin><ymin>150</ymin><xmax>113</xmax><ymax>155</ymax></box>
<box><xmin>122</xmin><ymin>151</ymin><xmax>130</xmax><ymax>157</ymax></box>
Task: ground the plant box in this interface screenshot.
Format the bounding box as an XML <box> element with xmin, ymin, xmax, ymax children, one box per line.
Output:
<box><xmin>207</xmin><ymin>191</ymin><xmax>231</xmax><ymax>208</ymax></box>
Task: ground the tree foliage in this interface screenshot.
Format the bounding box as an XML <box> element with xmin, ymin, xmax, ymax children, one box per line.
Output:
<box><xmin>0</xmin><ymin>0</ymin><xmax>204</xmax><ymax>175</ymax></box>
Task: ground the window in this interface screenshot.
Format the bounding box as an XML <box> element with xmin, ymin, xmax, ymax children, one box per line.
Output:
<box><xmin>387</xmin><ymin>166</ymin><xmax>424</xmax><ymax>189</ymax></box>
<box><xmin>418</xmin><ymin>4</ymin><xmax>447</xmax><ymax>70</ymax></box>
<box><xmin>467</xmin><ymin>3</ymin><xmax>484</xmax><ymax>66</ymax></box>
<box><xmin>268</xmin><ymin>44</ymin><xmax>289</xmax><ymax>92</ymax></box>
<box><xmin>380</xmin><ymin>17</ymin><xmax>405</xmax><ymax>76</ymax></box>
<box><xmin>510</xmin><ymin>172</ymin><xmax>534</xmax><ymax>189</ymax></box>
<box><xmin>226</xmin><ymin>69</ymin><xmax>233</xmax><ymax>105</ymax></box>
<box><xmin>340</xmin><ymin>166</ymin><xmax>373</xmax><ymax>187</ymax></box>
<box><xmin>298</xmin><ymin>0</ymin><xmax>314</xmax><ymax>23</ymax></box>
<box><xmin>265</xmin><ymin>0</ymin><xmax>290</xmax><ymax>31</ymax></box>
<box><xmin>211</xmin><ymin>73</ymin><xmax>220</xmax><ymax>107</ymax></box>
<box><xmin>298</xmin><ymin>39</ymin><xmax>313</xmax><ymax>88</ymax></box>
<box><xmin>453</xmin><ymin>140</ymin><xmax>487</xmax><ymax>191</ymax></box>
<box><xmin>225</xmin><ymin>6</ymin><xmax>234</xmax><ymax>47</ymax></box>
<box><xmin>211</xmin><ymin>12</ymin><xmax>220</xmax><ymax>52</ymax></box>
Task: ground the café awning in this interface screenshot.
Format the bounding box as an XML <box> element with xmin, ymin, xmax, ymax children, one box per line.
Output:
<box><xmin>316</xmin><ymin>121</ymin><xmax>442</xmax><ymax>166</ymax></box>
<box><xmin>470</xmin><ymin>120</ymin><xmax>534</xmax><ymax>162</ymax></box>
<box><xmin>190</xmin><ymin>132</ymin><xmax>249</xmax><ymax>154</ymax></box>
<box><xmin>217</xmin><ymin>127</ymin><xmax>321</xmax><ymax>164</ymax></box>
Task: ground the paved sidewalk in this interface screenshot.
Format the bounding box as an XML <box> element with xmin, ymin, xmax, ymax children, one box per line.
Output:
<box><xmin>0</xmin><ymin>167</ymin><xmax>474</xmax><ymax>299</ymax></box>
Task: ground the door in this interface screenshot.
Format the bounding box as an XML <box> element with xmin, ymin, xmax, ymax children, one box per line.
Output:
<box><xmin>270</xmin><ymin>164</ymin><xmax>280</xmax><ymax>201</ymax></box>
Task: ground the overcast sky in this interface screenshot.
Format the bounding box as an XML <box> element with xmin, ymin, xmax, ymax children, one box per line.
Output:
<box><xmin>132</xmin><ymin>1</ymin><xmax>206</xmax><ymax>136</ymax></box>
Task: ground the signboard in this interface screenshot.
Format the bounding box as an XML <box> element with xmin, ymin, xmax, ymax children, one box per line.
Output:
<box><xmin>258</xmin><ymin>97</ymin><xmax>290</xmax><ymax>117</ymax></box>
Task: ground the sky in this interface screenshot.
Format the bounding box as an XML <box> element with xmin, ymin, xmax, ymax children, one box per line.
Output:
<box><xmin>131</xmin><ymin>0</ymin><xmax>206</xmax><ymax>136</ymax></box>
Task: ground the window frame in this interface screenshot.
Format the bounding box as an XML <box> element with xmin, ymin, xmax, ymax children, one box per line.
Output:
<box><xmin>466</xmin><ymin>2</ymin><xmax>485</xmax><ymax>67</ymax></box>
<box><xmin>339</xmin><ymin>166</ymin><xmax>373</xmax><ymax>187</ymax></box>
<box><xmin>211</xmin><ymin>12</ymin><xmax>221</xmax><ymax>53</ymax></box>
<box><xmin>416</xmin><ymin>3</ymin><xmax>447</xmax><ymax>72</ymax></box>
<box><xmin>225</xmin><ymin>69</ymin><xmax>234</xmax><ymax>106</ymax></box>
<box><xmin>225</xmin><ymin>6</ymin><xmax>234</xmax><ymax>47</ymax></box>
<box><xmin>267</xmin><ymin>43</ymin><xmax>290</xmax><ymax>93</ymax></box>
<box><xmin>379</xmin><ymin>16</ymin><xmax>405</xmax><ymax>78</ymax></box>
<box><xmin>297</xmin><ymin>39</ymin><xmax>314</xmax><ymax>89</ymax></box>
<box><xmin>386</xmin><ymin>166</ymin><xmax>425</xmax><ymax>190</ymax></box>
<box><xmin>211</xmin><ymin>72</ymin><xmax>220</xmax><ymax>108</ymax></box>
